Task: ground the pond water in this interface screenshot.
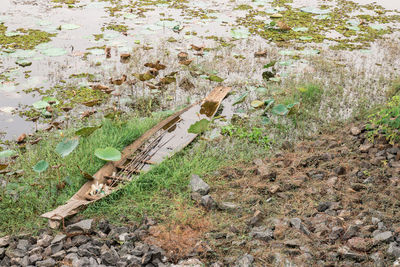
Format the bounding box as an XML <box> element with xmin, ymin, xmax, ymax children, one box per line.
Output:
<box><xmin>0</xmin><ymin>0</ymin><xmax>399</xmax><ymax>141</ymax></box>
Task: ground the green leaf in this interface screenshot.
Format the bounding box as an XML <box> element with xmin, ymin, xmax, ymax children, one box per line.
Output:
<box><xmin>33</xmin><ymin>160</ymin><xmax>49</xmax><ymax>173</ymax></box>
<box><xmin>188</xmin><ymin>119</ymin><xmax>210</xmax><ymax>134</ymax></box>
<box><xmin>230</xmin><ymin>28</ymin><xmax>250</xmax><ymax>39</ymax></box>
<box><xmin>55</xmin><ymin>138</ymin><xmax>79</xmax><ymax>157</ymax></box>
<box><xmin>233</xmin><ymin>92</ymin><xmax>249</xmax><ymax>105</ymax></box>
<box><xmin>42</xmin><ymin>96</ymin><xmax>59</xmax><ymax>105</ymax></box>
<box><xmin>0</xmin><ymin>150</ymin><xmax>16</xmax><ymax>159</ymax></box>
<box><xmin>95</xmin><ymin>147</ymin><xmax>121</xmax><ymax>161</ymax></box>
<box><xmin>41</xmin><ymin>47</ymin><xmax>67</xmax><ymax>57</ymax></box>
<box><xmin>61</xmin><ymin>24</ymin><xmax>80</xmax><ymax>30</ymax></box>
<box><xmin>208</xmin><ymin>75</ymin><xmax>224</xmax><ymax>82</ymax></box>
<box><xmin>32</xmin><ymin>100</ymin><xmax>50</xmax><ymax>110</ymax></box>
<box><xmin>271</xmin><ymin>104</ymin><xmax>289</xmax><ymax>115</ymax></box>
<box><xmin>256</xmin><ymin>87</ymin><xmax>268</xmax><ymax>95</ymax></box>
<box><xmin>75</xmin><ymin>125</ymin><xmax>102</xmax><ymax>137</ymax></box>
<box><xmin>251</xmin><ymin>100</ymin><xmax>264</xmax><ymax>108</ymax></box>
<box><xmin>292</xmin><ymin>27</ymin><xmax>308</xmax><ymax>32</ymax></box>
<box><xmin>264</xmin><ymin>99</ymin><xmax>275</xmax><ymax>110</ymax></box>
<box><xmin>263</xmin><ymin>61</ymin><xmax>276</xmax><ymax>68</ymax></box>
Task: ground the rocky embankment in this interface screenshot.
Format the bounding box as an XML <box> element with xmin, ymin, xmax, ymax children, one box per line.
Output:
<box><xmin>2</xmin><ymin>123</ymin><xmax>400</xmax><ymax>266</ymax></box>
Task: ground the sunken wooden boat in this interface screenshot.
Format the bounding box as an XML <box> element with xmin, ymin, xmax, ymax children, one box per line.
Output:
<box><xmin>41</xmin><ymin>86</ymin><xmax>231</xmax><ymax>222</ymax></box>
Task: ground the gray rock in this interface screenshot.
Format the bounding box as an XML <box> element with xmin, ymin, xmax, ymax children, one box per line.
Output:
<box><xmin>121</xmin><ymin>255</ymin><xmax>141</xmax><ymax>266</ymax></box>
<box><xmin>28</xmin><ymin>246</ymin><xmax>42</xmax><ymax>256</ymax></box>
<box><xmin>219</xmin><ymin>202</ymin><xmax>239</xmax><ymax>211</ymax></box>
<box><xmin>343</xmin><ymin>225</ymin><xmax>360</xmax><ymax>240</ymax></box>
<box><xmin>338</xmin><ymin>246</ymin><xmax>366</xmax><ymax>262</ymax></box>
<box><xmin>16</xmin><ymin>239</ymin><xmax>30</xmax><ymax>252</ymax></box>
<box><xmin>5</xmin><ymin>248</ymin><xmax>25</xmax><ymax>258</ymax></box>
<box><xmin>329</xmin><ymin>226</ymin><xmax>344</xmax><ymax>240</ymax></box>
<box><xmin>171</xmin><ymin>258</ymin><xmax>203</xmax><ymax>266</ymax></box>
<box><xmin>142</xmin><ymin>252</ymin><xmax>152</xmax><ymax>264</ymax></box>
<box><xmin>37</xmin><ymin>234</ymin><xmax>52</xmax><ymax>247</ymax></box>
<box><xmin>0</xmin><ymin>247</ymin><xmax>4</xmax><ymax>258</ymax></box>
<box><xmin>52</xmin><ymin>250</ymin><xmax>66</xmax><ymax>260</ymax></box>
<box><xmin>350</xmin><ymin>127</ymin><xmax>361</xmax><ymax>136</ymax></box>
<box><xmin>190</xmin><ymin>174</ymin><xmax>210</xmax><ymax>196</ymax></box>
<box><xmin>71</xmin><ymin>235</ymin><xmax>90</xmax><ymax>247</ymax></box>
<box><xmin>67</xmin><ymin>219</ymin><xmax>93</xmax><ymax>233</ymax></box>
<box><xmin>234</xmin><ymin>254</ymin><xmax>254</xmax><ymax>267</ymax></box>
<box><xmin>28</xmin><ymin>254</ymin><xmax>42</xmax><ymax>264</ymax></box>
<box><xmin>51</xmin><ymin>234</ymin><xmax>66</xmax><ymax>244</ymax></box>
<box><xmin>49</xmin><ymin>241</ymin><xmax>63</xmax><ymax>254</ymax></box>
<box><xmin>36</xmin><ymin>258</ymin><xmax>56</xmax><ymax>267</ymax></box>
<box><xmin>317</xmin><ymin>201</ymin><xmax>331</xmax><ymax>212</ymax></box>
<box><xmin>306</xmin><ymin>170</ymin><xmax>325</xmax><ymax>180</ymax></box>
<box><xmin>201</xmin><ymin>195</ymin><xmax>217</xmax><ymax>210</ymax></box>
<box><xmin>373</xmin><ymin>231</ymin><xmax>393</xmax><ymax>242</ymax></box>
<box><xmin>98</xmin><ymin>219</ymin><xmax>111</xmax><ymax>234</ymax></box>
<box><xmin>101</xmin><ymin>247</ymin><xmax>120</xmax><ymax>265</ymax></box>
<box><xmin>388</xmin><ymin>242</ymin><xmax>400</xmax><ymax>258</ymax></box>
<box><xmin>249</xmin><ymin>227</ymin><xmax>273</xmax><ymax>242</ymax></box>
<box><xmin>290</xmin><ymin>218</ymin><xmax>302</xmax><ymax>229</ymax></box>
<box><xmin>247</xmin><ymin>210</ymin><xmax>262</xmax><ymax>227</ymax></box>
<box><xmin>0</xmin><ymin>236</ymin><xmax>10</xmax><ymax>247</ymax></box>
<box><xmin>334</xmin><ymin>166</ymin><xmax>346</xmax><ymax>176</ymax></box>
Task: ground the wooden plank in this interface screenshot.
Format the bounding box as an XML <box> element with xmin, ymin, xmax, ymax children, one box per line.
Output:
<box><xmin>41</xmin><ymin>87</ymin><xmax>231</xmax><ymax>221</ymax></box>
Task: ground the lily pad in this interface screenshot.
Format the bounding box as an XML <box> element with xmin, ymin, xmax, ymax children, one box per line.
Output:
<box><xmin>33</xmin><ymin>160</ymin><xmax>49</xmax><ymax>173</ymax></box>
<box><xmin>264</xmin><ymin>99</ymin><xmax>275</xmax><ymax>110</ymax></box>
<box><xmin>370</xmin><ymin>24</ymin><xmax>385</xmax><ymax>30</ymax></box>
<box><xmin>300</xmin><ymin>49</ymin><xmax>320</xmax><ymax>55</ymax></box>
<box><xmin>293</xmin><ymin>27</ymin><xmax>308</xmax><ymax>32</ymax></box>
<box><xmin>271</xmin><ymin>104</ymin><xmax>289</xmax><ymax>116</ymax></box>
<box><xmin>208</xmin><ymin>75</ymin><xmax>224</xmax><ymax>82</ymax></box>
<box><xmin>0</xmin><ymin>83</ymin><xmax>17</xmax><ymax>93</ymax></box>
<box><xmin>230</xmin><ymin>28</ymin><xmax>250</xmax><ymax>39</ymax></box>
<box><xmin>42</xmin><ymin>96</ymin><xmax>59</xmax><ymax>105</ymax></box>
<box><xmin>89</xmin><ymin>49</ymin><xmax>105</xmax><ymax>55</ymax></box>
<box><xmin>251</xmin><ymin>100</ymin><xmax>264</xmax><ymax>108</ymax></box>
<box><xmin>346</xmin><ymin>25</ymin><xmax>360</xmax><ymax>31</ymax></box>
<box><xmin>0</xmin><ymin>150</ymin><xmax>16</xmax><ymax>159</ymax></box>
<box><xmin>95</xmin><ymin>147</ymin><xmax>121</xmax><ymax>161</ymax></box>
<box><xmin>9</xmin><ymin>50</ymin><xmax>36</xmax><ymax>58</ymax></box>
<box><xmin>316</xmin><ymin>15</ymin><xmax>330</xmax><ymax>20</ymax></box>
<box><xmin>42</xmin><ymin>47</ymin><xmax>67</xmax><ymax>57</ymax></box>
<box><xmin>55</xmin><ymin>138</ymin><xmax>79</xmax><ymax>158</ymax></box>
<box><xmin>299</xmin><ymin>36</ymin><xmax>313</xmax><ymax>41</ymax></box>
<box><xmin>32</xmin><ymin>100</ymin><xmax>50</xmax><ymax>110</ymax></box>
<box><xmin>16</xmin><ymin>59</ymin><xmax>32</xmax><ymax>67</ymax></box>
<box><xmin>156</xmin><ymin>20</ymin><xmax>180</xmax><ymax>28</ymax></box>
<box><xmin>61</xmin><ymin>24</ymin><xmax>80</xmax><ymax>30</ymax></box>
<box><xmin>278</xmin><ymin>50</ymin><xmax>296</xmax><ymax>56</ymax></box>
<box><xmin>233</xmin><ymin>92</ymin><xmax>249</xmax><ymax>105</ymax></box>
<box><xmin>188</xmin><ymin>119</ymin><xmax>210</xmax><ymax>134</ymax></box>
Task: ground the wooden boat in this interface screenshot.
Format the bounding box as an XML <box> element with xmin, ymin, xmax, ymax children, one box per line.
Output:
<box><xmin>41</xmin><ymin>86</ymin><xmax>231</xmax><ymax>222</ymax></box>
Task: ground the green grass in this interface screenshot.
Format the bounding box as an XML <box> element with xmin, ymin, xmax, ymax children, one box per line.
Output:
<box><xmin>0</xmin><ymin>114</ymin><xmax>164</xmax><ymax>235</ymax></box>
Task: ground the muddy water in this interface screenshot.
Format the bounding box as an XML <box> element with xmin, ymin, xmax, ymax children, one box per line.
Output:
<box><xmin>0</xmin><ymin>0</ymin><xmax>399</xmax><ymax>141</ymax></box>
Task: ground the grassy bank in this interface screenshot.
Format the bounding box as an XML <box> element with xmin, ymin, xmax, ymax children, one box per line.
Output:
<box><xmin>0</xmin><ymin>114</ymin><xmax>165</xmax><ymax>235</ymax></box>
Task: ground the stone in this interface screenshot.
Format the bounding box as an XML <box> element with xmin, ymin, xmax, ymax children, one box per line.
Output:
<box><xmin>37</xmin><ymin>234</ymin><xmax>52</xmax><ymax>247</ymax></box>
<box><xmin>121</xmin><ymin>255</ymin><xmax>141</xmax><ymax>266</ymax></box>
<box><xmin>71</xmin><ymin>235</ymin><xmax>90</xmax><ymax>247</ymax></box>
<box><xmin>317</xmin><ymin>201</ymin><xmax>332</xmax><ymax>212</ymax></box>
<box><xmin>373</xmin><ymin>231</ymin><xmax>393</xmax><ymax>242</ymax></box>
<box><xmin>249</xmin><ymin>227</ymin><xmax>273</xmax><ymax>242</ymax></box>
<box><xmin>171</xmin><ymin>258</ymin><xmax>203</xmax><ymax>266</ymax></box>
<box><xmin>348</xmin><ymin>237</ymin><xmax>372</xmax><ymax>252</ymax></box>
<box><xmin>219</xmin><ymin>202</ymin><xmax>239</xmax><ymax>211</ymax></box>
<box><xmin>36</xmin><ymin>258</ymin><xmax>56</xmax><ymax>267</ymax></box>
<box><xmin>5</xmin><ymin>248</ymin><xmax>25</xmax><ymax>258</ymax></box>
<box><xmin>51</xmin><ymin>234</ymin><xmax>66</xmax><ymax>244</ymax></box>
<box><xmin>290</xmin><ymin>218</ymin><xmax>302</xmax><ymax>229</ymax></box>
<box><xmin>234</xmin><ymin>254</ymin><xmax>254</xmax><ymax>267</ymax></box>
<box><xmin>28</xmin><ymin>254</ymin><xmax>42</xmax><ymax>264</ymax></box>
<box><xmin>66</xmin><ymin>219</ymin><xmax>93</xmax><ymax>233</ymax></box>
<box><xmin>350</xmin><ymin>127</ymin><xmax>361</xmax><ymax>136</ymax></box>
<box><xmin>360</xmin><ymin>143</ymin><xmax>373</xmax><ymax>153</ymax></box>
<box><xmin>101</xmin><ymin>247</ymin><xmax>120</xmax><ymax>265</ymax></box>
<box><xmin>343</xmin><ymin>225</ymin><xmax>360</xmax><ymax>240</ymax></box>
<box><xmin>0</xmin><ymin>236</ymin><xmax>11</xmax><ymax>247</ymax></box>
<box><xmin>16</xmin><ymin>239</ymin><xmax>30</xmax><ymax>252</ymax></box>
<box><xmin>329</xmin><ymin>226</ymin><xmax>344</xmax><ymax>240</ymax></box>
<box><xmin>190</xmin><ymin>174</ymin><xmax>210</xmax><ymax>196</ymax></box>
<box><xmin>201</xmin><ymin>195</ymin><xmax>217</xmax><ymax>210</ymax></box>
<box><xmin>334</xmin><ymin>166</ymin><xmax>346</xmax><ymax>176</ymax></box>
<box><xmin>338</xmin><ymin>246</ymin><xmax>366</xmax><ymax>262</ymax></box>
<box><xmin>306</xmin><ymin>170</ymin><xmax>325</xmax><ymax>180</ymax></box>
<box><xmin>388</xmin><ymin>242</ymin><xmax>400</xmax><ymax>258</ymax></box>
<box><xmin>51</xmin><ymin>250</ymin><xmax>66</xmax><ymax>260</ymax></box>
<box><xmin>0</xmin><ymin>247</ymin><xmax>4</xmax><ymax>258</ymax></box>
<box><xmin>284</xmin><ymin>239</ymin><xmax>300</xmax><ymax>248</ymax></box>
<box><xmin>247</xmin><ymin>210</ymin><xmax>262</xmax><ymax>227</ymax></box>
